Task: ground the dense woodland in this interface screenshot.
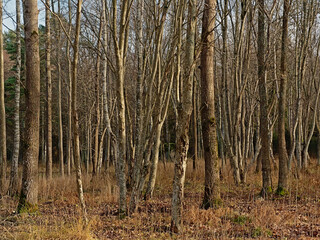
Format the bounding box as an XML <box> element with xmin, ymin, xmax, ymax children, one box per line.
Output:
<box><xmin>0</xmin><ymin>0</ymin><xmax>320</xmax><ymax>239</ymax></box>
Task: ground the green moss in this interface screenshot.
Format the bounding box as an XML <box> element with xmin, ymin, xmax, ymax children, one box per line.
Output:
<box><xmin>17</xmin><ymin>192</ymin><xmax>39</xmax><ymax>215</ymax></box>
<box><xmin>213</xmin><ymin>198</ymin><xmax>223</xmax><ymax>208</ymax></box>
<box><xmin>233</xmin><ymin>215</ymin><xmax>251</xmax><ymax>225</ymax></box>
<box><xmin>251</xmin><ymin>227</ymin><xmax>262</xmax><ymax>237</ymax></box>
<box><xmin>251</xmin><ymin>227</ymin><xmax>273</xmax><ymax>238</ymax></box>
<box><xmin>118</xmin><ymin>209</ymin><xmax>127</xmax><ymax>220</ymax></box>
<box><xmin>209</xmin><ymin>117</ymin><xmax>215</xmax><ymax>124</ymax></box>
<box><xmin>259</xmin><ymin>186</ymin><xmax>273</xmax><ymax>198</ymax></box>
<box><xmin>275</xmin><ymin>187</ymin><xmax>289</xmax><ymax>196</ymax></box>
<box><xmin>201</xmin><ymin>197</ymin><xmax>223</xmax><ymax>209</ymax></box>
<box><xmin>17</xmin><ymin>201</ymin><xmax>39</xmax><ymax>215</ymax></box>
<box><xmin>265</xmin><ymin>229</ymin><xmax>272</xmax><ymax>237</ymax></box>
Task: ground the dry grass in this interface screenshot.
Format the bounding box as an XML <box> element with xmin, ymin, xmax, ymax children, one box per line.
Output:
<box><xmin>0</xmin><ymin>159</ymin><xmax>320</xmax><ymax>239</ymax></box>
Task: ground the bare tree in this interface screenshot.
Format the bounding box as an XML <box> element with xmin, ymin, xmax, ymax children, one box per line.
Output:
<box><xmin>8</xmin><ymin>0</ymin><xmax>22</xmax><ymax>196</ymax></box>
<box><xmin>258</xmin><ymin>0</ymin><xmax>272</xmax><ymax>197</ymax></box>
<box><xmin>45</xmin><ymin>0</ymin><xmax>53</xmax><ymax>180</ymax></box>
<box><xmin>171</xmin><ymin>0</ymin><xmax>196</xmax><ymax>233</ymax></box>
<box><xmin>200</xmin><ymin>0</ymin><xmax>220</xmax><ymax>209</ymax></box>
<box><xmin>52</xmin><ymin>0</ymin><xmax>65</xmax><ymax>177</ymax></box>
<box><xmin>18</xmin><ymin>0</ymin><xmax>40</xmax><ymax>212</ymax></box>
<box><xmin>71</xmin><ymin>0</ymin><xmax>88</xmax><ymax>223</ymax></box>
<box><xmin>277</xmin><ymin>0</ymin><xmax>290</xmax><ymax>195</ymax></box>
<box><xmin>66</xmin><ymin>0</ymin><xmax>72</xmax><ymax>176</ymax></box>
<box><xmin>111</xmin><ymin>0</ymin><xmax>131</xmax><ymax>217</ymax></box>
<box><xmin>0</xmin><ymin>0</ymin><xmax>7</xmax><ymax>195</ymax></box>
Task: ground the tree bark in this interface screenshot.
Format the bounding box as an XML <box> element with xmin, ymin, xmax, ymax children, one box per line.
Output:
<box><xmin>8</xmin><ymin>0</ymin><xmax>22</xmax><ymax>196</ymax></box>
<box><xmin>171</xmin><ymin>0</ymin><xmax>194</xmax><ymax>233</ymax></box>
<box><xmin>258</xmin><ymin>0</ymin><xmax>272</xmax><ymax>197</ymax></box>
<box><xmin>66</xmin><ymin>0</ymin><xmax>72</xmax><ymax>176</ymax></box>
<box><xmin>93</xmin><ymin>17</ymin><xmax>103</xmax><ymax>176</ymax></box>
<box><xmin>277</xmin><ymin>0</ymin><xmax>289</xmax><ymax>194</ymax></box>
<box><xmin>72</xmin><ymin>0</ymin><xmax>88</xmax><ymax>223</ymax></box>
<box><xmin>45</xmin><ymin>0</ymin><xmax>52</xmax><ymax>180</ymax></box>
<box><xmin>200</xmin><ymin>0</ymin><xmax>220</xmax><ymax>209</ymax></box>
<box><xmin>55</xmin><ymin>0</ymin><xmax>64</xmax><ymax>177</ymax></box>
<box><xmin>112</xmin><ymin>0</ymin><xmax>131</xmax><ymax>217</ymax></box>
<box><xmin>0</xmin><ymin>0</ymin><xmax>7</xmax><ymax>195</ymax></box>
<box><xmin>18</xmin><ymin>0</ymin><xmax>40</xmax><ymax>211</ymax></box>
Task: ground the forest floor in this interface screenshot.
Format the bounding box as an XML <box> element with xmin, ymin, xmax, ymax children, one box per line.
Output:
<box><xmin>0</xmin><ymin>160</ymin><xmax>320</xmax><ymax>239</ymax></box>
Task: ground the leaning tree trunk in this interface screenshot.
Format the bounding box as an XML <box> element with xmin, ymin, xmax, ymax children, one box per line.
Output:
<box><xmin>258</xmin><ymin>0</ymin><xmax>272</xmax><ymax>197</ymax></box>
<box><xmin>0</xmin><ymin>0</ymin><xmax>7</xmax><ymax>195</ymax></box>
<box><xmin>200</xmin><ymin>0</ymin><xmax>220</xmax><ymax>209</ymax></box>
<box><xmin>8</xmin><ymin>0</ymin><xmax>22</xmax><ymax>196</ymax></box>
<box><xmin>18</xmin><ymin>0</ymin><xmax>40</xmax><ymax>212</ymax></box>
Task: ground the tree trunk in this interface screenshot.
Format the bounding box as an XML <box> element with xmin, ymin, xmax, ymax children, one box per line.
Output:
<box><xmin>18</xmin><ymin>0</ymin><xmax>40</xmax><ymax>211</ymax></box>
<box><xmin>93</xmin><ymin>18</ymin><xmax>103</xmax><ymax>176</ymax></box>
<box><xmin>193</xmin><ymin>78</ymin><xmax>197</xmax><ymax>170</ymax></box>
<box><xmin>8</xmin><ymin>0</ymin><xmax>21</xmax><ymax>196</ymax></box>
<box><xmin>55</xmin><ymin>0</ymin><xmax>64</xmax><ymax>177</ymax></box>
<box><xmin>71</xmin><ymin>0</ymin><xmax>88</xmax><ymax>223</ymax></box>
<box><xmin>45</xmin><ymin>0</ymin><xmax>52</xmax><ymax>180</ymax></box>
<box><xmin>0</xmin><ymin>0</ymin><xmax>7</xmax><ymax>195</ymax></box>
<box><xmin>200</xmin><ymin>0</ymin><xmax>220</xmax><ymax>209</ymax></box>
<box><xmin>277</xmin><ymin>0</ymin><xmax>289</xmax><ymax>194</ymax></box>
<box><xmin>66</xmin><ymin>0</ymin><xmax>72</xmax><ymax>176</ymax></box>
<box><xmin>171</xmin><ymin>0</ymin><xmax>194</xmax><ymax>233</ymax></box>
<box><xmin>258</xmin><ymin>0</ymin><xmax>272</xmax><ymax>197</ymax></box>
<box><xmin>112</xmin><ymin>0</ymin><xmax>131</xmax><ymax>217</ymax></box>
<box><xmin>145</xmin><ymin>122</ymin><xmax>163</xmax><ymax>199</ymax></box>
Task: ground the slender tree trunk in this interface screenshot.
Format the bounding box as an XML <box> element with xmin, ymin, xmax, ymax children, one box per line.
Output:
<box><xmin>145</xmin><ymin>122</ymin><xmax>163</xmax><ymax>199</ymax></box>
<box><xmin>8</xmin><ymin>0</ymin><xmax>22</xmax><ymax>196</ymax></box>
<box><xmin>131</xmin><ymin>0</ymin><xmax>144</xmax><ymax>191</ymax></box>
<box><xmin>112</xmin><ymin>0</ymin><xmax>131</xmax><ymax>217</ymax></box>
<box><xmin>66</xmin><ymin>0</ymin><xmax>72</xmax><ymax>176</ymax></box>
<box><xmin>45</xmin><ymin>0</ymin><xmax>52</xmax><ymax>180</ymax></box>
<box><xmin>193</xmin><ymin>78</ymin><xmax>197</xmax><ymax>170</ymax></box>
<box><xmin>171</xmin><ymin>0</ymin><xmax>195</xmax><ymax>233</ymax></box>
<box><xmin>72</xmin><ymin>0</ymin><xmax>88</xmax><ymax>223</ymax></box>
<box><xmin>101</xmin><ymin>0</ymin><xmax>111</xmax><ymax>172</ymax></box>
<box><xmin>200</xmin><ymin>0</ymin><xmax>220</xmax><ymax>209</ymax></box>
<box><xmin>56</xmin><ymin>0</ymin><xmax>64</xmax><ymax>177</ymax></box>
<box><xmin>0</xmin><ymin>0</ymin><xmax>7</xmax><ymax>195</ymax></box>
<box><xmin>93</xmin><ymin>19</ymin><xmax>103</xmax><ymax>176</ymax></box>
<box><xmin>317</xmin><ymin>123</ymin><xmax>320</xmax><ymax>166</ymax></box>
<box><xmin>258</xmin><ymin>0</ymin><xmax>272</xmax><ymax>197</ymax></box>
<box><xmin>18</xmin><ymin>0</ymin><xmax>40</xmax><ymax>211</ymax></box>
<box><xmin>277</xmin><ymin>0</ymin><xmax>289</xmax><ymax>194</ymax></box>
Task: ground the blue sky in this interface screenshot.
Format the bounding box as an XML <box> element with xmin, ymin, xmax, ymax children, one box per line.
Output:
<box><xmin>3</xmin><ymin>0</ymin><xmax>45</xmax><ymax>32</ymax></box>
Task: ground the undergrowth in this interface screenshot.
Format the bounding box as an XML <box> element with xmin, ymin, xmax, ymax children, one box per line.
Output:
<box><xmin>0</xmin><ymin>160</ymin><xmax>319</xmax><ymax>239</ymax></box>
